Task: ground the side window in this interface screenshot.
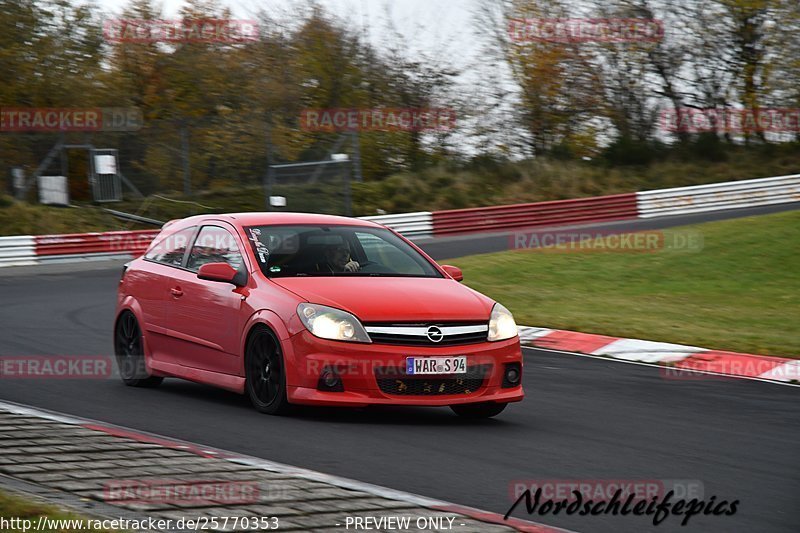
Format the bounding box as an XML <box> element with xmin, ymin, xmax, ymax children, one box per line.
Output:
<box><xmin>144</xmin><ymin>227</ymin><xmax>196</xmax><ymax>267</ymax></box>
<box><xmin>186</xmin><ymin>225</ymin><xmax>243</xmax><ymax>272</ymax></box>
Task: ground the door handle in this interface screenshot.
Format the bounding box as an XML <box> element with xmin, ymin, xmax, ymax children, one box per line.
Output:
<box><xmin>170</xmin><ymin>287</ymin><xmax>184</xmax><ymax>298</ymax></box>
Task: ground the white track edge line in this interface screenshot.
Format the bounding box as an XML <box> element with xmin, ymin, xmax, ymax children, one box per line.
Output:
<box><xmin>0</xmin><ymin>399</ymin><xmax>574</xmax><ymax>532</ymax></box>
<box><xmin>0</xmin><ymin>400</ymin><xmax>436</xmax><ymax>507</ymax></box>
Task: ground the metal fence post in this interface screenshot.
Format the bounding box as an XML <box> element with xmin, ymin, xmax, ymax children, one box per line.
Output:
<box><xmin>351</xmin><ymin>131</ymin><xmax>363</xmax><ymax>183</ymax></box>
<box><xmin>181</xmin><ymin>122</ymin><xmax>191</xmax><ymax>197</ymax></box>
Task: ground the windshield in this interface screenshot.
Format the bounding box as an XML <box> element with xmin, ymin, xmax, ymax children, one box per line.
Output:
<box><xmin>245</xmin><ymin>225</ymin><xmax>442</xmax><ymax>278</ymax></box>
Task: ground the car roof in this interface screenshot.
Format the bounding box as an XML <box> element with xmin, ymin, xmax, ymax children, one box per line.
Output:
<box><xmin>168</xmin><ymin>212</ymin><xmax>381</xmax><ymax>230</ymax></box>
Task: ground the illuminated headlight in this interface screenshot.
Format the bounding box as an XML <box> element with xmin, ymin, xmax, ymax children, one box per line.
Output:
<box><xmin>488</xmin><ymin>303</ymin><xmax>518</xmax><ymax>342</ymax></box>
<box><xmin>297</xmin><ymin>303</ymin><xmax>371</xmax><ymax>343</ymax></box>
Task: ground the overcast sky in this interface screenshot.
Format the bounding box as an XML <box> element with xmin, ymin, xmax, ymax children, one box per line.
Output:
<box><xmin>96</xmin><ymin>0</ymin><xmax>484</xmax><ymax>70</ymax></box>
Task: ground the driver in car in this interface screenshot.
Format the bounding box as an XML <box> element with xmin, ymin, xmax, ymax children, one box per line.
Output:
<box><xmin>319</xmin><ymin>243</ymin><xmax>360</xmax><ymax>273</ymax></box>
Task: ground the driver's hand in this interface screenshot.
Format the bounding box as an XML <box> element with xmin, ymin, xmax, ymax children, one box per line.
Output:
<box><xmin>344</xmin><ymin>260</ymin><xmax>360</xmax><ymax>272</ymax></box>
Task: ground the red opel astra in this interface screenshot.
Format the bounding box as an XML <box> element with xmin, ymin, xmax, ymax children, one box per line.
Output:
<box><xmin>115</xmin><ymin>213</ymin><xmax>524</xmax><ymax>418</ymax></box>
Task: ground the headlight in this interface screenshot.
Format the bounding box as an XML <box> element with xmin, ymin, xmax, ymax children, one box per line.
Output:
<box><xmin>297</xmin><ymin>303</ymin><xmax>372</xmax><ymax>343</ymax></box>
<box><xmin>488</xmin><ymin>303</ymin><xmax>518</xmax><ymax>342</ymax></box>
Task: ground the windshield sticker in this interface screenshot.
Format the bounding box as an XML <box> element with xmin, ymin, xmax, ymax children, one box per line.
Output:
<box><xmin>248</xmin><ymin>228</ymin><xmax>270</xmax><ymax>264</ymax></box>
<box><xmin>269</xmin><ymin>265</ymin><xmax>281</xmax><ymax>273</ymax></box>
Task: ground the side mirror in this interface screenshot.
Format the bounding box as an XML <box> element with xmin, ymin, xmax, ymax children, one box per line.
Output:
<box><xmin>197</xmin><ymin>262</ymin><xmax>241</xmax><ymax>285</ymax></box>
<box><xmin>441</xmin><ymin>264</ymin><xmax>463</xmax><ymax>282</ymax></box>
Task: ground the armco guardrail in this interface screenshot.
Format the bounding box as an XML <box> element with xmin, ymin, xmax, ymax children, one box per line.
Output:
<box><xmin>0</xmin><ymin>236</ymin><xmax>36</xmax><ymax>267</ymax></box>
<box><xmin>35</xmin><ymin>230</ymin><xmax>160</xmax><ymax>263</ymax></box>
<box><xmin>103</xmin><ymin>208</ymin><xmax>164</xmax><ymax>227</ymax></box>
<box><xmin>431</xmin><ymin>193</ymin><xmax>638</xmax><ymax>236</ymax></box>
<box><xmin>360</xmin><ymin>211</ymin><xmax>433</xmax><ymax>238</ymax></box>
<box><xmin>637</xmin><ymin>174</ymin><xmax>800</xmax><ymax>218</ymax></box>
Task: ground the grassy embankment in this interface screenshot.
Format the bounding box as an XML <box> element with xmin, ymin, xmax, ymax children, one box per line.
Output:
<box><xmin>2</xmin><ymin>145</ymin><xmax>799</xmax><ymax>236</ymax></box>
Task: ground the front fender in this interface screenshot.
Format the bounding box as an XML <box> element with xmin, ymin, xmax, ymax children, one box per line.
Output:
<box><xmin>240</xmin><ymin>309</ymin><xmax>299</xmax><ymax>385</ymax></box>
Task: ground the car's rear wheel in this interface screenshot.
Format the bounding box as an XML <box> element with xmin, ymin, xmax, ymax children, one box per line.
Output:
<box><xmin>450</xmin><ymin>402</ymin><xmax>507</xmax><ymax>419</ymax></box>
<box><xmin>114</xmin><ymin>311</ymin><xmax>163</xmax><ymax>388</ymax></box>
<box><xmin>245</xmin><ymin>327</ymin><xmax>290</xmax><ymax>415</ymax></box>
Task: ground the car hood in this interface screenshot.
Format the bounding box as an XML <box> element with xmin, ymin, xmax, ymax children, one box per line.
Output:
<box><xmin>270</xmin><ymin>277</ymin><xmax>494</xmax><ymax>323</ymax></box>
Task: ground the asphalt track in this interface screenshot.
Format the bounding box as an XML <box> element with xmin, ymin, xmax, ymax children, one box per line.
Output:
<box><xmin>1</xmin><ymin>204</ymin><xmax>798</xmax><ymax>533</ymax></box>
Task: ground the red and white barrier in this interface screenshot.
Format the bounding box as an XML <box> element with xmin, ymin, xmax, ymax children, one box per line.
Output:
<box><xmin>0</xmin><ymin>230</ymin><xmax>160</xmax><ymax>267</ymax></box>
<box><xmin>637</xmin><ymin>173</ymin><xmax>800</xmax><ymax>218</ymax></box>
<box><xmin>35</xmin><ymin>230</ymin><xmax>159</xmax><ymax>262</ymax></box>
<box><xmin>360</xmin><ymin>211</ymin><xmax>433</xmax><ymax>238</ymax></box>
<box><xmin>0</xmin><ymin>236</ymin><xmax>37</xmax><ymax>267</ymax></box>
<box><xmin>0</xmin><ymin>174</ymin><xmax>797</xmax><ymax>267</ymax></box>
<box><xmin>431</xmin><ymin>193</ymin><xmax>639</xmax><ymax>236</ymax></box>
<box><xmin>366</xmin><ymin>174</ymin><xmax>799</xmax><ymax>238</ymax></box>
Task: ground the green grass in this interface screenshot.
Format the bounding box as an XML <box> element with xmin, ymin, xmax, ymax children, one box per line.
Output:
<box><xmin>451</xmin><ymin>210</ymin><xmax>800</xmax><ymax>358</ymax></box>
<box><xmin>0</xmin><ymin>197</ymin><xmax>152</xmax><ymax>236</ymax></box>
<box><xmin>0</xmin><ymin>489</ymin><xmax>119</xmax><ymax>532</ymax></box>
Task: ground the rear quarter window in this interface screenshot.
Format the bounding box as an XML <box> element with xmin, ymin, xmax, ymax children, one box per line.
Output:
<box><xmin>144</xmin><ymin>226</ymin><xmax>196</xmax><ymax>267</ymax></box>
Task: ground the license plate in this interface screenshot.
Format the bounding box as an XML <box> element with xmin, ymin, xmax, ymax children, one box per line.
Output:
<box><xmin>406</xmin><ymin>356</ymin><xmax>467</xmax><ymax>375</ymax></box>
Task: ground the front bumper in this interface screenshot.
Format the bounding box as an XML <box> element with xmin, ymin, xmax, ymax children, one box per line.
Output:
<box><xmin>284</xmin><ymin>330</ymin><xmax>524</xmax><ymax>407</ymax></box>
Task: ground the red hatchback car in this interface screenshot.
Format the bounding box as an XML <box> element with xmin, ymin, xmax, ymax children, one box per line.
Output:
<box><xmin>115</xmin><ymin>213</ymin><xmax>524</xmax><ymax>418</ymax></box>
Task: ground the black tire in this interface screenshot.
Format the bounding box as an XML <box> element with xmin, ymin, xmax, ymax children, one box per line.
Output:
<box><xmin>450</xmin><ymin>402</ymin><xmax>507</xmax><ymax>419</ymax></box>
<box><xmin>245</xmin><ymin>327</ymin><xmax>291</xmax><ymax>415</ymax></box>
<box><xmin>114</xmin><ymin>311</ymin><xmax>163</xmax><ymax>388</ymax></box>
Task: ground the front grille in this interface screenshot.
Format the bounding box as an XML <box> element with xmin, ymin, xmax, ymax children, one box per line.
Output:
<box><xmin>375</xmin><ymin>364</ymin><xmax>491</xmax><ymax>396</ymax></box>
<box><xmin>365</xmin><ymin>322</ymin><xmax>488</xmax><ymax>346</ymax></box>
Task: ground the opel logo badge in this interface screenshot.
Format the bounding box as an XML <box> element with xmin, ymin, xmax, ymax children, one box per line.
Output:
<box><xmin>426</xmin><ymin>326</ymin><xmax>444</xmax><ymax>343</ymax></box>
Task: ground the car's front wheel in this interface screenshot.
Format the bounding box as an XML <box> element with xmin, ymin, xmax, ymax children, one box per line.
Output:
<box><xmin>450</xmin><ymin>402</ymin><xmax>507</xmax><ymax>419</ymax></box>
<box><xmin>114</xmin><ymin>311</ymin><xmax>163</xmax><ymax>388</ymax></box>
<box><xmin>245</xmin><ymin>327</ymin><xmax>291</xmax><ymax>415</ymax></box>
